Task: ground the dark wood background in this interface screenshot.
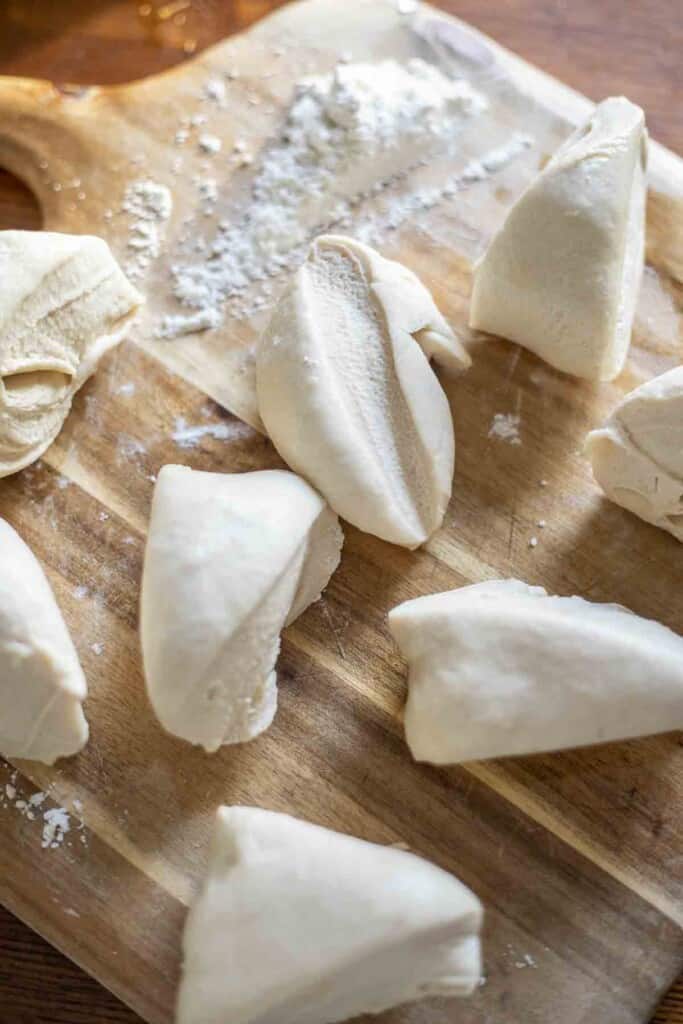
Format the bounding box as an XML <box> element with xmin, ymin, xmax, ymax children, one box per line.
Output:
<box><xmin>0</xmin><ymin>1</ymin><xmax>681</xmax><ymax>1022</ymax></box>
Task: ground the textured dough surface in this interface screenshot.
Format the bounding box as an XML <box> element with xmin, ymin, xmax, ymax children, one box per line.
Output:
<box><xmin>0</xmin><ymin>230</ymin><xmax>142</xmax><ymax>477</ymax></box>
<box><xmin>470</xmin><ymin>97</ymin><xmax>647</xmax><ymax>381</ymax></box>
<box><xmin>177</xmin><ymin>806</ymin><xmax>482</xmax><ymax>1024</ymax></box>
<box><xmin>586</xmin><ymin>366</ymin><xmax>683</xmax><ymax>540</ymax></box>
<box><xmin>140</xmin><ymin>466</ymin><xmax>342</xmax><ymax>750</ymax></box>
<box><xmin>256</xmin><ymin>235</ymin><xmax>459</xmax><ymax>548</ymax></box>
<box><xmin>0</xmin><ymin>518</ymin><xmax>88</xmax><ymax>764</ymax></box>
<box><xmin>389</xmin><ymin>579</ymin><xmax>683</xmax><ymax>765</ymax></box>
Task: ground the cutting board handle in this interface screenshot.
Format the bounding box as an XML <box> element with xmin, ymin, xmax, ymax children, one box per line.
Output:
<box><xmin>0</xmin><ymin>76</ymin><xmax>100</xmax><ymax>225</ymax></box>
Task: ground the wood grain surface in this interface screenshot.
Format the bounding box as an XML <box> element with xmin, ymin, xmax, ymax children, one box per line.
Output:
<box><xmin>0</xmin><ymin>2</ymin><xmax>682</xmax><ymax>1023</ymax></box>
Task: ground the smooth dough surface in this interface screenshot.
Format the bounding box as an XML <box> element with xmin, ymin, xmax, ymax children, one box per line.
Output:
<box><xmin>389</xmin><ymin>579</ymin><xmax>683</xmax><ymax>764</ymax></box>
<box><xmin>177</xmin><ymin>806</ymin><xmax>482</xmax><ymax>1024</ymax></box>
<box><xmin>470</xmin><ymin>97</ymin><xmax>647</xmax><ymax>381</ymax></box>
<box><xmin>0</xmin><ymin>230</ymin><xmax>142</xmax><ymax>477</ymax></box>
<box><xmin>140</xmin><ymin>466</ymin><xmax>342</xmax><ymax>751</ymax></box>
<box><xmin>586</xmin><ymin>365</ymin><xmax>683</xmax><ymax>540</ymax></box>
<box><xmin>0</xmin><ymin>518</ymin><xmax>88</xmax><ymax>764</ymax></box>
<box><xmin>256</xmin><ymin>234</ymin><xmax>462</xmax><ymax>549</ymax></box>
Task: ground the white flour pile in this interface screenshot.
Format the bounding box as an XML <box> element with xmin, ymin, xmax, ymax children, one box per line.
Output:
<box><xmin>166</xmin><ymin>59</ymin><xmax>488</xmax><ymax>332</ymax></box>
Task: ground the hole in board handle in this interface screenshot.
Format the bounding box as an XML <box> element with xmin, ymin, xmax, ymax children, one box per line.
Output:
<box><xmin>0</xmin><ymin>168</ymin><xmax>42</xmax><ymax>230</ymax></box>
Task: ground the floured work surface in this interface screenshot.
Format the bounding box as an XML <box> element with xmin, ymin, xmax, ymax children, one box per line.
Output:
<box><xmin>0</xmin><ymin>2</ymin><xmax>682</xmax><ymax>1022</ymax></box>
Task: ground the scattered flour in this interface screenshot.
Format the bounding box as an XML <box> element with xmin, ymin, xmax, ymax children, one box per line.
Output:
<box><xmin>121</xmin><ymin>179</ymin><xmax>173</xmax><ymax>280</ymax></box>
<box><xmin>354</xmin><ymin>133</ymin><xmax>532</xmax><ymax>246</ymax></box>
<box><xmin>488</xmin><ymin>412</ymin><xmax>522</xmax><ymax>445</ymax></box>
<box><xmin>198</xmin><ymin>133</ymin><xmax>222</xmax><ymax>154</ymax></box>
<box><xmin>197</xmin><ymin>176</ymin><xmax>219</xmax><ymax>214</ymax></box>
<box><xmin>505</xmin><ymin>943</ymin><xmax>539</xmax><ymax>970</ymax></box>
<box><xmin>515</xmin><ymin>953</ymin><xmax>538</xmax><ymax>969</ymax></box>
<box><xmin>73</xmin><ymin>584</ymin><xmax>90</xmax><ymax>600</ymax></box>
<box><xmin>157</xmin><ymin>307</ymin><xmax>222</xmax><ymax>340</ymax></box>
<box><xmin>171</xmin><ymin>416</ymin><xmax>255</xmax><ymax>448</ymax></box>
<box><xmin>203</xmin><ymin>78</ymin><xmax>227</xmax><ymax>105</ymax></box>
<box><xmin>42</xmin><ymin>807</ymin><xmax>70</xmax><ymax>849</ymax></box>
<box><xmin>117</xmin><ymin>434</ymin><xmax>147</xmax><ymax>461</ymax></box>
<box><xmin>167</xmin><ymin>59</ymin><xmax>488</xmax><ymax>330</ymax></box>
<box><xmin>114</xmin><ymin>382</ymin><xmax>136</xmax><ymax>397</ymax></box>
<box><xmin>1</xmin><ymin>769</ymin><xmax>87</xmax><ymax>853</ymax></box>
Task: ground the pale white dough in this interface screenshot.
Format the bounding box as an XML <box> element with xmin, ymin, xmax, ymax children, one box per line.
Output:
<box><xmin>176</xmin><ymin>806</ymin><xmax>482</xmax><ymax>1024</ymax></box>
<box><xmin>256</xmin><ymin>234</ymin><xmax>462</xmax><ymax>549</ymax></box>
<box><xmin>140</xmin><ymin>466</ymin><xmax>342</xmax><ymax>750</ymax></box>
<box><xmin>0</xmin><ymin>518</ymin><xmax>88</xmax><ymax>764</ymax></box>
<box><xmin>586</xmin><ymin>366</ymin><xmax>683</xmax><ymax>540</ymax></box>
<box><xmin>0</xmin><ymin>230</ymin><xmax>142</xmax><ymax>477</ymax></box>
<box><xmin>470</xmin><ymin>97</ymin><xmax>647</xmax><ymax>381</ymax></box>
<box><xmin>389</xmin><ymin>579</ymin><xmax>683</xmax><ymax>765</ymax></box>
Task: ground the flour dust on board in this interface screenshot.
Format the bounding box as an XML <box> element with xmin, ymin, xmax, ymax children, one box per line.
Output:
<box><xmin>162</xmin><ymin>59</ymin><xmax>490</xmax><ymax>335</ymax></box>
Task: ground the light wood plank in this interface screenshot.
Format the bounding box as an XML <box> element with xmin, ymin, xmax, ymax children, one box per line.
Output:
<box><xmin>0</xmin><ymin>2</ymin><xmax>682</xmax><ymax>1022</ymax></box>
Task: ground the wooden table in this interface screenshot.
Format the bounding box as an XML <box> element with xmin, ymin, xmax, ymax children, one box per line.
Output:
<box><xmin>0</xmin><ymin>1</ymin><xmax>681</xmax><ymax>1022</ymax></box>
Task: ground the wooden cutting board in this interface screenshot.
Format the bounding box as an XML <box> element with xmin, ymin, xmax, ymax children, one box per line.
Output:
<box><xmin>0</xmin><ymin>2</ymin><xmax>682</xmax><ymax>1022</ymax></box>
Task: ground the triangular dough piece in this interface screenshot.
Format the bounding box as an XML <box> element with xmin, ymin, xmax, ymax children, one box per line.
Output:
<box><xmin>0</xmin><ymin>518</ymin><xmax>88</xmax><ymax>764</ymax></box>
<box><xmin>177</xmin><ymin>806</ymin><xmax>482</xmax><ymax>1024</ymax></box>
<box><xmin>256</xmin><ymin>234</ymin><xmax>460</xmax><ymax>549</ymax></box>
<box><xmin>586</xmin><ymin>366</ymin><xmax>683</xmax><ymax>540</ymax></box>
<box><xmin>470</xmin><ymin>98</ymin><xmax>647</xmax><ymax>381</ymax></box>
<box><xmin>389</xmin><ymin>579</ymin><xmax>683</xmax><ymax>764</ymax></box>
<box><xmin>0</xmin><ymin>230</ymin><xmax>142</xmax><ymax>477</ymax></box>
<box><xmin>140</xmin><ymin>466</ymin><xmax>342</xmax><ymax>751</ymax></box>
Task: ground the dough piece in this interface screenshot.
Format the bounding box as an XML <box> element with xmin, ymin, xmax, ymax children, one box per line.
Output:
<box><xmin>140</xmin><ymin>466</ymin><xmax>342</xmax><ymax>750</ymax></box>
<box><xmin>177</xmin><ymin>806</ymin><xmax>482</xmax><ymax>1024</ymax></box>
<box><xmin>470</xmin><ymin>97</ymin><xmax>647</xmax><ymax>381</ymax></box>
<box><xmin>0</xmin><ymin>518</ymin><xmax>88</xmax><ymax>764</ymax></box>
<box><xmin>0</xmin><ymin>230</ymin><xmax>142</xmax><ymax>477</ymax></box>
<box><xmin>389</xmin><ymin>579</ymin><xmax>683</xmax><ymax>765</ymax></box>
<box><xmin>256</xmin><ymin>234</ymin><xmax>461</xmax><ymax>549</ymax></box>
<box><xmin>586</xmin><ymin>366</ymin><xmax>683</xmax><ymax>540</ymax></box>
